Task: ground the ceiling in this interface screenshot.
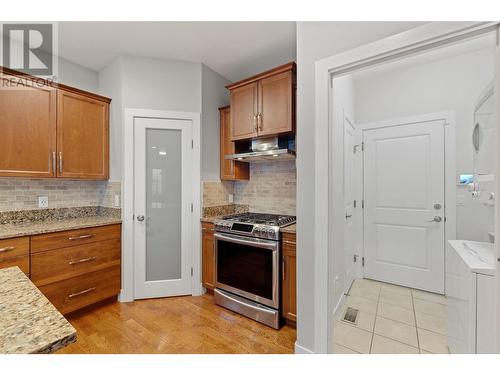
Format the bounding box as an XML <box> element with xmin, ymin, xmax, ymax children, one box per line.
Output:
<box><xmin>58</xmin><ymin>22</ymin><xmax>296</xmax><ymax>82</ymax></box>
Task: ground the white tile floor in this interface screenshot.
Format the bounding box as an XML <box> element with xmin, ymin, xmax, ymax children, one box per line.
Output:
<box><xmin>334</xmin><ymin>278</ymin><xmax>449</xmax><ymax>354</ymax></box>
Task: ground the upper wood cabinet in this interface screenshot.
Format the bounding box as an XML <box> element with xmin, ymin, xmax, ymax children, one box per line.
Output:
<box><xmin>57</xmin><ymin>90</ymin><xmax>109</xmax><ymax>179</ymax></box>
<box><xmin>0</xmin><ymin>68</ymin><xmax>111</xmax><ymax>179</ymax></box>
<box><xmin>219</xmin><ymin>106</ymin><xmax>249</xmax><ymax>181</ymax></box>
<box><xmin>227</xmin><ymin>62</ymin><xmax>295</xmax><ymax>141</ymax></box>
<box><xmin>0</xmin><ymin>74</ymin><xmax>57</xmax><ymax>178</ymax></box>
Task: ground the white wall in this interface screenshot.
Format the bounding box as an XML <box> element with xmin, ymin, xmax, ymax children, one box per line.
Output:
<box><xmin>354</xmin><ymin>47</ymin><xmax>495</xmax><ymax>242</ymax></box>
<box><xmin>98</xmin><ymin>56</ymin><xmax>205</xmax><ymax>181</ymax></box>
<box><xmin>58</xmin><ymin>58</ymin><xmax>99</xmax><ymax>92</ymax></box>
<box><xmin>98</xmin><ymin>58</ymin><xmax>123</xmax><ymax>181</ymax></box>
<box><xmin>201</xmin><ymin>64</ymin><xmax>230</xmax><ymax>181</ymax></box>
<box><xmin>295</xmin><ymin>21</ymin><xmax>425</xmax><ymax>353</ymax></box>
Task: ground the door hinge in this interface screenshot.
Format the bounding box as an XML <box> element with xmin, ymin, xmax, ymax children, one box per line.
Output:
<box><xmin>362</xmin><ymin>200</ymin><xmax>365</xmax><ymax>209</ymax></box>
<box><xmin>191</xmin><ymin>140</ymin><xmax>194</xmax><ymax>149</ymax></box>
<box><xmin>362</xmin><ymin>257</ymin><xmax>365</xmax><ymax>267</ymax></box>
<box><xmin>361</xmin><ymin>142</ymin><xmax>365</xmax><ymax>151</ymax></box>
<box><xmin>354</xmin><ymin>200</ymin><xmax>357</xmax><ymax>208</ymax></box>
<box><xmin>191</xmin><ymin>203</ymin><xmax>193</xmax><ymax>212</ymax></box>
<box><xmin>191</xmin><ymin>267</ymin><xmax>193</xmax><ymax>277</ymax></box>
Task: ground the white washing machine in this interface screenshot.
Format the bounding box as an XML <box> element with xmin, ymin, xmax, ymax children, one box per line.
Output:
<box><xmin>446</xmin><ymin>240</ymin><xmax>497</xmax><ymax>353</ymax></box>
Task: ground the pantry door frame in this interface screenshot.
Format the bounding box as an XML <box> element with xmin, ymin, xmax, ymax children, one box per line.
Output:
<box><xmin>121</xmin><ymin>108</ymin><xmax>202</xmax><ymax>302</ymax></box>
<box><xmin>313</xmin><ymin>22</ymin><xmax>500</xmax><ymax>354</ymax></box>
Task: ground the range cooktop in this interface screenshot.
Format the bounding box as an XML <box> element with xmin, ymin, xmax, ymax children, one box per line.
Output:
<box><xmin>214</xmin><ymin>212</ymin><xmax>296</xmax><ymax>240</ymax></box>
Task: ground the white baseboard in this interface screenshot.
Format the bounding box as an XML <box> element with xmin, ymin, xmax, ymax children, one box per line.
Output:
<box><xmin>295</xmin><ymin>341</ymin><xmax>315</xmax><ymax>354</ymax></box>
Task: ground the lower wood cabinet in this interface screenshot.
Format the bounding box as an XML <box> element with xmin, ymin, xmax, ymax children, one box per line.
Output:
<box><xmin>0</xmin><ymin>236</ymin><xmax>30</xmax><ymax>276</ymax></box>
<box><xmin>38</xmin><ymin>266</ymin><xmax>121</xmax><ymax>315</ymax></box>
<box><xmin>201</xmin><ymin>222</ymin><xmax>215</xmax><ymax>291</ymax></box>
<box><xmin>282</xmin><ymin>232</ymin><xmax>297</xmax><ymax>324</ymax></box>
<box><xmin>0</xmin><ymin>224</ymin><xmax>121</xmax><ymax>315</ymax></box>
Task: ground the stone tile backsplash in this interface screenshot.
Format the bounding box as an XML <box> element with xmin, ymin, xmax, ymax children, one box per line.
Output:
<box><xmin>0</xmin><ymin>179</ymin><xmax>121</xmax><ymax>212</ymax></box>
<box><xmin>234</xmin><ymin>160</ymin><xmax>296</xmax><ymax>215</ymax></box>
<box><xmin>202</xmin><ymin>160</ymin><xmax>296</xmax><ymax>216</ymax></box>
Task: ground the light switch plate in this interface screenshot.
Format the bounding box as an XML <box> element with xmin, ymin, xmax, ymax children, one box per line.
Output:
<box><xmin>228</xmin><ymin>194</ymin><xmax>234</xmax><ymax>203</ymax></box>
<box><xmin>38</xmin><ymin>196</ymin><xmax>49</xmax><ymax>208</ymax></box>
<box><xmin>114</xmin><ymin>194</ymin><xmax>120</xmax><ymax>207</ymax></box>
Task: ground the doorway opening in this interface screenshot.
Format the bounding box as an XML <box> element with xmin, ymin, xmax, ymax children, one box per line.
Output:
<box><xmin>329</xmin><ymin>31</ymin><xmax>498</xmax><ymax>354</ymax></box>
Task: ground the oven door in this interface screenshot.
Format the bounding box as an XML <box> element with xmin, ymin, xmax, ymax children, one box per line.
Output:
<box><xmin>214</xmin><ymin>232</ymin><xmax>280</xmax><ymax>309</ymax></box>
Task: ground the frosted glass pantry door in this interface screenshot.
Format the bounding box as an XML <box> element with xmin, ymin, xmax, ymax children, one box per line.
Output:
<box><xmin>133</xmin><ymin>117</ymin><xmax>193</xmax><ymax>299</ymax></box>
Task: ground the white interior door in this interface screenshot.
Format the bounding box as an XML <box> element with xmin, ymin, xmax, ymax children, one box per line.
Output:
<box><xmin>344</xmin><ymin>111</ymin><xmax>362</xmax><ymax>291</ymax></box>
<box><xmin>134</xmin><ymin>117</ymin><xmax>193</xmax><ymax>299</ymax></box>
<box><xmin>363</xmin><ymin>119</ymin><xmax>445</xmax><ymax>293</ymax></box>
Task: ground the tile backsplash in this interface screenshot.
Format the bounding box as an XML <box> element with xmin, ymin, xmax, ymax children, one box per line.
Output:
<box><xmin>234</xmin><ymin>160</ymin><xmax>296</xmax><ymax>215</ymax></box>
<box><xmin>202</xmin><ymin>160</ymin><xmax>296</xmax><ymax>216</ymax></box>
<box><xmin>0</xmin><ymin>179</ymin><xmax>121</xmax><ymax>212</ymax></box>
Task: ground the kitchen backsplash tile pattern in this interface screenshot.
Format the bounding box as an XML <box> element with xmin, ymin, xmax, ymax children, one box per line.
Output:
<box><xmin>234</xmin><ymin>160</ymin><xmax>296</xmax><ymax>215</ymax></box>
<box><xmin>202</xmin><ymin>161</ymin><xmax>296</xmax><ymax>216</ymax></box>
<box><xmin>0</xmin><ymin>179</ymin><xmax>121</xmax><ymax>211</ymax></box>
<box><xmin>202</xmin><ymin>181</ymin><xmax>234</xmax><ymax>206</ymax></box>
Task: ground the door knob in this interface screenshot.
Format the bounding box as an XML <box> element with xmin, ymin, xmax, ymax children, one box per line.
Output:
<box><xmin>345</xmin><ymin>213</ymin><xmax>353</xmax><ymax>219</ymax></box>
<box><xmin>428</xmin><ymin>216</ymin><xmax>442</xmax><ymax>223</ymax></box>
<box><xmin>137</xmin><ymin>215</ymin><xmax>145</xmax><ymax>222</ymax></box>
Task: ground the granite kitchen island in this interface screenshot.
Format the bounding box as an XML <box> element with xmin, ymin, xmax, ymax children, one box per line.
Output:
<box><xmin>0</xmin><ymin>267</ymin><xmax>76</xmax><ymax>354</ymax></box>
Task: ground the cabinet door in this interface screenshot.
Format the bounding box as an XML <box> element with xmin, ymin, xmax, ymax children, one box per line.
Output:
<box><xmin>257</xmin><ymin>70</ymin><xmax>294</xmax><ymax>137</ymax></box>
<box><xmin>220</xmin><ymin>107</ymin><xmax>249</xmax><ymax>181</ymax></box>
<box><xmin>0</xmin><ymin>75</ymin><xmax>56</xmax><ymax>177</ymax></box>
<box><xmin>282</xmin><ymin>233</ymin><xmax>296</xmax><ymax>322</ymax></box>
<box><xmin>57</xmin><ymin>90</ymin><xmax>109</xmax><ymax>179</ymax></box>
<box><xmin>202</xmin><ymin>223</ymin><xmax>215</xmax><ymax>290</ymax></box>
<box><xmin>230</xmin><ymin>82</ymin><xmax>258</xmax><ymax>141</ymax></box>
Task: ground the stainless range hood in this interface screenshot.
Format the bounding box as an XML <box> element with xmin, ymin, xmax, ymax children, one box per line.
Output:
<box><xmin>225</xmin><ymin>136</ymin><xmax>296</xmax><ymax>162</ymax></box>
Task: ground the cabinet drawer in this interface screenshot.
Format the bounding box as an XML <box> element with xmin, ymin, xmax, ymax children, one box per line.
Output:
<box><xmin>0</xmin><ymin>236</ymin><xmax>29</xmax><ymax>261</ymax></box>
<box><xmin>0</xmin><ymin>255</ymin><xmax>30</xmax><ymax>275</ymax></box>
<box><xmin>39</xmin><ymin>266</ymin><xmax>121</xmax><ymax>315</ymax></box>
<box><xmin>31</xmin><ymin>224</ymin><xmax>121</xmax><ymax>253</ymax></box>
<box><xmin>31</xmin><ymin>238</ymin><xmax>121</xmax><ymax>286</ymax></box>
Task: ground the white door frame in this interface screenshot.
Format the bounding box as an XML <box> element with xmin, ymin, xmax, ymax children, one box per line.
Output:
<box><xmin>360</xmin><ymin>111</ymin><xmax>457</xmax><ymax>284</ymax></box>
<box><xmin>313</xmin><ymin>22</ymin><xmax>500</xmax><ymax>353</ymax></box>
<box><xmin>121</xmin><ymin>108</ymin><xmax>202</xmax><ymax>302</ymax></box>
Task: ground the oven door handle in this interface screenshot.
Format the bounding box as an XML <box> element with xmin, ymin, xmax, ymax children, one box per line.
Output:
<box><xmin>214</xmin><ymin>232</ymin><xmax>279</xmax><ymax>251</ymax></box>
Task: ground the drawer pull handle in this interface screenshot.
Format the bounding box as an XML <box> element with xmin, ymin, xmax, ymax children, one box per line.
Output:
<box><xmin>68</xmin><ymin>287</ymin><xmax>96</xmax><ymax>298</ymax></box>
<box><xmin>68</xmin><ymin>256</ymin><xmax>96</xmax><ymax>265</ymax></box>
<box><xmin>68</xmin><ymin>234</ymin><xmax>94</xmax><ymax>241</ymax></box>
<box><xmin>0</xmin><ymin>246</ymin><xmax>15</xmax><ymax>253</ymax></box>
<box><xmin>283</xmin><ymin>240</ymin><xmax>296</xmax><ymax>245</ymax></box>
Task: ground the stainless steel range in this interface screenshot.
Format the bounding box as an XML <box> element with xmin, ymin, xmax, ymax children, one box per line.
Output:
<box><xmin>213</xmin><ymin>212</ymin><xmax>296</xmax><ymax>329</ymax></box>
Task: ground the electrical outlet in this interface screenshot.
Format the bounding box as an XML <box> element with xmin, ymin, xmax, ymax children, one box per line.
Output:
<box><xmin>38</xmin><ymin>196</ymin><xmax>49</xmax><ymax>208</ymax></box>
<box><xmin>114</xmin><ymin>194</ymin><xmax>120</xmax><ymax>207</ymax></box>
<box><xmin>228</xmin><ymin>194</ymin><xmax>234</xmax><ymax>203</ymax></box>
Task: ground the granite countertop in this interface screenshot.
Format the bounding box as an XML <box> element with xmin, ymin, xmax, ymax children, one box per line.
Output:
<box><xmin>280</xmin><ymin>223</ymin><xmax>296</xmax><ymax>234</ymax></box>
<box><xmin>0</xmin><ymin>207</ymin><xmax>122</xmax><ymax>240</ymax></box>
<box><xmin>0</xmin><ymin>267</ymin><xmax>76</xmax><ymax>354</ymax></box>
<box><xmin>0</xmin><ymin>215</ymin><xmax>122</xmax><ymax>240</ymax></box>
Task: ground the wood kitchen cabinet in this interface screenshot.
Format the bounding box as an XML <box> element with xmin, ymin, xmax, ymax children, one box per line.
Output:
<box><xmin>282</xmin><ymin>232</ymin><xmax>296</xmax><ymax>325</ymax></box>
<box><xmin>0</xmin><ymin>73</ymin><xmax>57</xmax><ymax>178</ymax></box>
<box><xmin>0</xmin><ymin>237</ymin><xmax>30</xmax><ymax>276</ymax></box>
<box><xmin>56</xmin><ymin>89</ymin><xmax>109</xmax><ymax>179</ymax></box>
<box><xmin>201</xmin><ymin>222</ymin><xmax>216</xmax><ymax>291</ymax></box>
<box><xmin>227</xmin><ymin>62</ymin><xmax>295</xmax><ymax>141</ymax></box>
<box><xmin>0</xmin><ymin>67</ymin><xmax>110</xmax><ymax>180</ymax></box>
<box><xmin>219</xmin><ymin>106</ymin><xmax>249</xmax><ymax>181</ymax></box>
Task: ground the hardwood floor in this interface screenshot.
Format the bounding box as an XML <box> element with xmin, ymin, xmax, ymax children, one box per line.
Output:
<box><xmin>57</xmin><ymin>294</ymin><xmax>296</xmax><ymax>354</ymax></box>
